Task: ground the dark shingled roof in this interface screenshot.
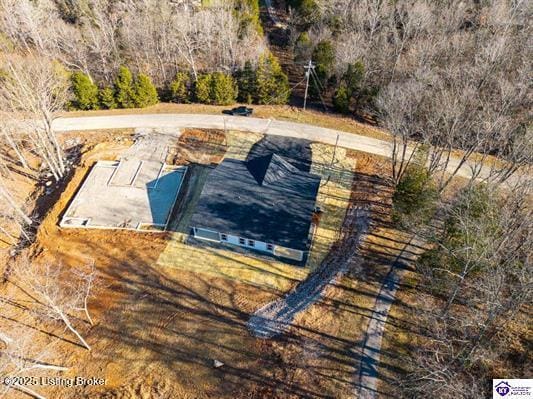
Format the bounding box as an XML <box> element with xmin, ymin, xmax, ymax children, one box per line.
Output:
<box><xmin>189</xmin><ymin>154</ymin><xmax>321</xmax><ymax>251</ymax></box>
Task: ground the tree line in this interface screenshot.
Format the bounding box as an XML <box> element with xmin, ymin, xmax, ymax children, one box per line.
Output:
<box><xmin>71</xmin><ymin>54</ymin><xmax>290</xmax><ymax>110</ymax></box>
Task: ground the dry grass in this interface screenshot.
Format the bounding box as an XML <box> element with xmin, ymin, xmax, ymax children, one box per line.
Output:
<box><xmin>224</xmin><ymin>129</ymin><xmax>264</xmax><ymax>160</ymax></box>
<box><xmin>307</xmin><ymin>143</ymin><xmax>358</xmax><ymax>271</ymax></box>
<box><xmin>158</xmin><ymin>234</ymin><xmax>307</xmax><ymax>292</ymax></box>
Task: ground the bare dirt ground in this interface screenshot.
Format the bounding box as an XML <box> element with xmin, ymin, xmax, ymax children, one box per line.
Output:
<box><xmin>1</xmin><ymin>130</ymin><xmax>401</xmax><ymax>399</ymax></box>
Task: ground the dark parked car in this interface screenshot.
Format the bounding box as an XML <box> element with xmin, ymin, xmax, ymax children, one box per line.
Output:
<box><xmin>223</xmin><ymin>106</ymin><xmax>254</xmax><ymax>117</ymax></box>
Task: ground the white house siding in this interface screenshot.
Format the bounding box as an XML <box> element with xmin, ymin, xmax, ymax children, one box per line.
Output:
<box><xmin>193</xmin><ymin>228</ymin><xmax>305</xmax><ymax>261</ymax></box>
<box><xmin>194</xmin><ymin>230</ymin><xmax>276</xmax><ymax>253</ymax></box>
<box><xmin>224</xmin><ymin>234</ymin><xmax>270</xmax><ymax>252</ymax></box>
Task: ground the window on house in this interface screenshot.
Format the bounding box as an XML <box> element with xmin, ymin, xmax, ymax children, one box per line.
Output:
<box><xmin>267</xmin><ymin>243</ymin><xmax>274</xmax><ymax>251</ymax></box>
<box><xmin>248</xmin><ymin>239</ymin><xmax>255</xmax><ymax>247</ymax></box>
<box><xmin>239</xmin><ymin>237</ymin><xmax>245</xmax><ymax>245</ymax></box>
<box><xmin>220</xmin><ymin>233</ymin><xmax>228</xmax><ymax>241</ymax></box>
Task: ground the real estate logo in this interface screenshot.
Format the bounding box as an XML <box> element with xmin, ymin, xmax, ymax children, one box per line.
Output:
<box><xmin>495</xmin><ymin>381</ymin><xmax>511</xmax><ymax>396</ymax></box>
<box><xmin>493</xmin><ymin>379</ymin><xmax>533</xmax><ymax>398</ymax></box>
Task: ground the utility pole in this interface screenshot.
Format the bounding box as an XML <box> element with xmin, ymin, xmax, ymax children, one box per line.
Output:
<box><xmin>303</xmin><ymin>60</ymin><xmax>315</xmax><ymax>110</ymax></box>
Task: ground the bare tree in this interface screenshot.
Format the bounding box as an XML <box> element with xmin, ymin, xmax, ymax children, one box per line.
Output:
<box><xmin>10</xmin><ymin>258</ymin><xmax>97</xmax><ymax>351</ymax></box>
<box><xmin>0</xmin><ymin>122</ymin><xmax>29</xmax><ymax>170</ymax></box>
<box><xmin>376</xmin><ymin>80</ymin><xmax>425</xmax><ymax>185</ymax></box>
<box><xmin>400</xmin><ymin>181</ymin><xmax>532</xmax><ymax>398</ymax></box>
<box><xmin>0</xmin><ymin>326</ymin><xmax>68</xmax><ymax>399</ymax></box>
<box><xmin>0</xmin><ymin>54</ymin><xmax>69</xmax><ymax>181</ymax></box>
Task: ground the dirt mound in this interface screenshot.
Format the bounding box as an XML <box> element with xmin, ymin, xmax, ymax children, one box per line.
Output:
<box><xmin>171</xmin><ymin>129</ymin><xmax>226</xmax><ymax>165</ymax></box>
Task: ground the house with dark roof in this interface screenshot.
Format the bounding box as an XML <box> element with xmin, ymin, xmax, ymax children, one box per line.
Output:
<box><xmin>189</xmin><ymin>153</ymin><xmax>321</xmax><ymax>263</ymax></box>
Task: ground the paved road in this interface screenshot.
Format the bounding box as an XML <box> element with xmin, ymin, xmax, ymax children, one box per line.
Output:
<box><xmin>53</xmin><ymin>113</ymin><xmax>498</xmax><ymax>183</ymax></box>
<box><xmin>357</xmin><ymin>236</ymin><xmax>425</xmax><ymax>398</ymax></box>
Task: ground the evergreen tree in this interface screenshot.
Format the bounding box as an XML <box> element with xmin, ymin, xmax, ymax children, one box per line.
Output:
<box><xmin>195</xmin><ymin>73</ymin><xmax>213</xmax><ymax>104</ymax></box>
<box><xmin>255</xmin><ymin>53</ymin><xmax>290</xmax><ymax>105</ymax></box>
<box><xmin>133</xmin><ymin>73</ymin><xmax>159</xmax><ymax>108</ymax></box>
<box><xmin>71</xmin><ymin>72</ymin><xmax>99</xmax><ymax>110</ymax></box>
<box><xmin>99</xmin><ymin>86</ymin><xmax>116</xmax><ymax>109</ymax></box>
<box><xmin>210</xmin><ymin>72</ymin><xmax>237</xmax><ymax>105</ymax></box>
<box><xmin>333</xmin><ymin>85</ymin><xmax>350</xmax><ymax>114</ymax></box>
<box><xmin>344</xmin><ymin>61</ymin><xmax>364</xmax><ymax>93</ymax></box>
<box><xmin>237</xmin><ymin>61</ymin><xmax>256</xmax><ymax>104</ymax></box>
<box><xmin>235</xmin><ymin>0</ymin><xmax>263</xmax><ymax>36</ymax></box>
<box><xmin>333</xmin><ymin>62</ymin><xmax>365</xmax><ymax>114</ymax></box>
<box><xmin>287</xmin><ymin>0</ymin><xmax>319</xmax><ymax>30</ymax></box>
<box><xmin>294</xmin><ymin>32</ymin><xmax>312</xmax><ymax>63</ymax></box>
<box><xmin>313</xmin><ymin>40</ymin><xmax>335</xmax><ymax>87</ymax></box>
<box><xmin>114</xmin><ymin>66</ymin><xmax>135</xmax><ymax>108</ymax></box>
<box><xmin>169</xmin><ymin>72</ymin><xmax>191</xmax><ymax>103</ymax></box>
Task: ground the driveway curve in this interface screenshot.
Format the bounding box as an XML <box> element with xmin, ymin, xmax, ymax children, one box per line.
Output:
<box><xmin>53</xmin><ymin>113</ymin><xmax>498</xmax><ymax>182</ymax></box>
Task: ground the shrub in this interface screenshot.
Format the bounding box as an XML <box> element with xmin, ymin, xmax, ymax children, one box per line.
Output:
<box><xmin>294</xmin><ymin>32</ymin><xmax>313</xmax><ymax>62</ymax></box>
<box><xmin>255</xmin><ymin>53</ymin><xmax>290</xmax><ymax>105</ymax></box>
<box><xmin>133</xmin><ymin>73</ymin><xmax>159</xmax><ymax>108</ymax></box>
<box><xmin>313</xmin><ymin>40</ymin><xmax>335</xmax><ymax>87</ymax></box>
<box><xmin>333</xmin><ymin>61</ymin><xmax>365</xmax><ymax>113</ymax></box>
<box><xmin>210</xmin><ymin>72</ymin><xmax>237</xmax><ymax>105</ymax></box>
<box><xmin>287</xmin><ymin>0</ymin><xmax>319</xmax><ymax>29</ymax></box>
<box><xmin>71</xmin><ymin>72</ymin><xmax>99</xmax><ymax>110</ymax></box>
<box><xmin>393</xmin><ymin>165</ymin><xmax>438</xmax><ymax>227</ymax></box>
<box><xmin>194</xmin><ymin>74</ymin><xmax>213</xmax><ymax>104</ymax></box>
<box><xmin>169</xmin><ymin>72</ymin><xmax>191</xmax><ymax>103</ymax></box>
<box><xmin>114</xmin><ymin>66</ymin><xmax>135</xmax><ymax>108</ymax></box>
<box><xmin>236</xmin><ymin>61</ymin><xmax>256</xmax><ymax>104</ymax></box>
<box><xmin>333</xmin><ymin>85</ymin><xmax>350</xmax><ymax>114</ymax></box>
<box><xmin>235</xmin><ymin>0</ymin><xmax>263</xmax><ymax>36</ymax></box>
<box><xmin>344</xmin><ymin>61</ymin><xmax>364</xmax><ymax>93</ymax></box>
<box><xmin>99</xmin><ymin>86</ymin><xmax>116</xmax><ymax>109</ymax></box>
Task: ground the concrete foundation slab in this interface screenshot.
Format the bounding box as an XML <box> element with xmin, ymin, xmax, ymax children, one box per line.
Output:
<box><xmin>61</xmin><ymin>160</ymin><xmax>186</xmax><ymax>232</ymax></box>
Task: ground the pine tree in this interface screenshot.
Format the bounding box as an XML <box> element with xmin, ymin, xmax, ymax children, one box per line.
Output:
<box><xmin>114</xmin><ymin>66</ymin><xmax>135</xmax><ymax>108</ymax></box>
<box><xmin>235</xmin><ymin>0</ymin><xmax>263</xmax><ymax>36</ymax></box>
<box><xmin>237</xmin><ymin>61</ymin><xmax>256</xmax><ymax>104</ymax></box>
<box><xmin>312</xmin><ymin>40</ymin><xmax>335</xmax><ymax>97</ymax></box>
<box><xmin>333</xmin><ymin>85</ymin><xmax>350</xmax><ymax>114</ymax></box>
<box><xmin>170</xmin><ymin>72</ymin><xmax>191</xmax><ymax>103</ymax></box>
<box><xmin>133</xmin><ymin>73</ymin><xmax>159</xmax><ymax>108</ymax></box>
<box><xmin>333</xmin><ymin>61</ymin><xmax>365</xmax><ymax>113</ymax></box>
<box><xmin>211</xmin><ymin>72</ymin><xmax>237</xmax><ymax>105</ymax></box>
<box><xmin>194</xmin><ymin>73</ymin><xmax>213</xmax><ymax>104</ymax></box>
<box><xmin>99</xmin><ymin>86</ymin><xmax>116</xmax><ymax>109</ymax></box>
<box><xmin>71</xmin><ymin>72</ymin><xmax>99</xmax><ymax>110</ymax></box>
<box><xmin>255</xmin><ymin>53</ymin><xmax>290</xmax><ymax>105</ymax></box>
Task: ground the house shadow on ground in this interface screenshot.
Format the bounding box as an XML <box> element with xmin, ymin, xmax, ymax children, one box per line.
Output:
<box><xmin>246</xmin><ymin>135</ymin><xmax>313</xmax><ymax>173</ymax></box>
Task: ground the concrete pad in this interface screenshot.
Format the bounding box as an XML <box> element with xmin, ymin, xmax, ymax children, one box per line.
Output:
<box><xmin>61</xmin><ymin>160</ymin><xmax>186</xmax><ymax>232</ymax></box>
<box><xmin>109</xmin><ymin>159</ymin><xmax>143</xmax><ymax>186</ymax></box>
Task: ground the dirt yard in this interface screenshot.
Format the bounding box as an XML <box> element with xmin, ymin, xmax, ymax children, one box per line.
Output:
<box><xmin>1</xmin><ymin>129</ymin><xmax>398</xmax><ymax>399</ymax></box>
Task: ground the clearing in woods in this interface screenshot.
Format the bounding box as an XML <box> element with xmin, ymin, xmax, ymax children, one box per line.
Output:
<box><xmin>1</xmin><ymin>127</ymin><xmax>408</xmax><ymax>398</ymax></box>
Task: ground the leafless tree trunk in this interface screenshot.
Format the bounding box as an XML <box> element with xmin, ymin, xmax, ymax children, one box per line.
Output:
<box><xmin>0</xmin><ymin>54</ymin><xmax>69</xmax><ymax>181</ymax></box>
<box><xmin>10</xmin><ymin>259</ymin><xmax>96</xmax><ymax>351</ymax></box>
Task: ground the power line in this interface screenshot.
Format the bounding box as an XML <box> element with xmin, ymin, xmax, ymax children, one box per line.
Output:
<box><xmin>262</xmin><ymin>76</ymin><xmax>306</xmax><ymax>106</ymax></box>
<box><xmin>303</xmin><ymin>60</ymin><xmax>315</xmax><ymax>110</ymax></box>
<box><xmin>310</xmin><ymin>67</ymin><xmax>328</xmax><ymax>111</ymax></box>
